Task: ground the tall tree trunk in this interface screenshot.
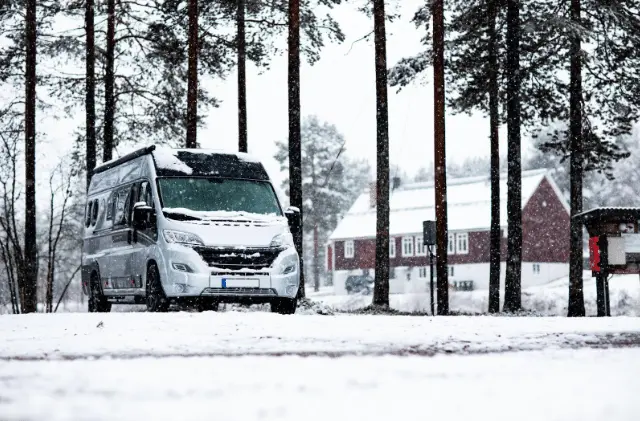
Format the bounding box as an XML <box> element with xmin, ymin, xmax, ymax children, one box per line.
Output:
<box><xmin>372</xmin><ymin>0</ymin><xmax>390</xmax><ymax>308</ymax></box>
<box><xmin>433</xmin><ymin>0</ymin><xmax>448</xmax><ymax>315</ymax></box>
<box><xmin>288</xmin><ymin>0</ymin><xmax>304</xmax><ymax>298</ymax></box>
<box><xmin>186</xmin><ymin>0</ymin><xmax>199</xmax><ymax>148</ymax></box>
<box><xmin>85</xmin><ymin>0</ymin><xmax>96</xmax><ymax>189</ymax></box>
<box><xmin>487</xmin><ymin>0</ymin><xmax>501</xmax><ymax>314</ymax></box>
<box><xmin>23</xmin><ymin>0</ymin><xmax>38</xmax><ymax>314</ymax></box>
<box><xmin>567</xmin><ymin>0</ymin><xmax>585</xmax><ymax>317</ymax></box>
<box><xmin>237</xmin><ymin>0</ymin><xmax>248</xmax><ymax>153</ymax></box>
<box><xmin>103</xmin><ymin>0</ymin><xmax>115</xmax><ymax>162</ymax></box>
<box><xmin>503</xmin><ymin>0</ymin><xmax>522</xmax><ymax>313</ymax></box>
<box><xmin>313</xmin><ymin>223</ymin><xmax>320</xmax><ymax>292</ymax></box>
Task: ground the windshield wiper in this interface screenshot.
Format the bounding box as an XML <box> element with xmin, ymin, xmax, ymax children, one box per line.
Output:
<box><xmin>162</xmin><ymin>210</ymin><xmax>202</xmax><ymax>221</ymax></box>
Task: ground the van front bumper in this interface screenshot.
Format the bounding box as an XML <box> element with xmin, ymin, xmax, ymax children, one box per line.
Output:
<box><xmin>162</xmin><ymin>245</ymin><xmax>300</xmax><ymax>300</ymax></box>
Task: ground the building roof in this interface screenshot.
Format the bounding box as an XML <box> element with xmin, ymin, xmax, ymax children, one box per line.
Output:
<box><xmin>329</xmin><ymin>169</ymin><xmax>566</xmax><ymax>241</ymax></box>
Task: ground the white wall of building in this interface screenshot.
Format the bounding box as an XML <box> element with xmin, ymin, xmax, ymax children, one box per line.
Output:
<box><xmin>331</xmin><ymin>262</ymin><xmax>569</xmax><ymax>295</ymax></box>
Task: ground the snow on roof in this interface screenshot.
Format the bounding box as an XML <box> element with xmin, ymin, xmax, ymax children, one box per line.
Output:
<box><xmin>330</xmin><ymin>169</ymin><xmax>554</xmax><ymax>240</ymax></box>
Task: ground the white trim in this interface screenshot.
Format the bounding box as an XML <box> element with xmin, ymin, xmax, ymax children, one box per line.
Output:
<box><xmin>447</xmin><ymin>233</ymin><xmax>455</xmax><ymax>254</ymax></box>
<box><xmin>415</xmin><ymin>235</ymin><xmax>427</xmax><ymax>256</ymax></box>
<box><xmin>402</xmin><ymin>236</ymin><xmax>414</xmax><ymax>257</ymax></box>
<box><xmin>456</xmin><ymin>233</ymin><xmax>469</xmax><ymax>255</ymax></box>
<box><xmin>344</xmin><ymin>240</ymin><xmax>355</xmax><ymax>259</ymax></box>
<box><xmin>389</xmin><ymin>237</ymin><xmax>396</xmax><ymax>258</ymax></box>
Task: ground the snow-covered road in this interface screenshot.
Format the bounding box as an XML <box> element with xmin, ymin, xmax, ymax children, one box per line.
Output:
<box><xmin>1</xmin><ymin>312</ymin><xmax>640</xmax><ymax>359</ymax></box>
<box><xmin>1</xmin><ymin>348</ymin><xmax>639</xmax><ymax>421</ymax></box>
<box><xmin>2</xmin><ymin>312</ymin><xmax>640</xmax><ymax>420</ymax></box>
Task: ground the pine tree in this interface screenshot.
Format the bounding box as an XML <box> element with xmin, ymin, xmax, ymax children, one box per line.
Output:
<box><xmin>23</xmin><ymin>0</ymin><xmax>38</xmax><ymax>314</ymax></box>
<box><xmin>372</xmin><ymin>0</ymin><xmax>390</xmax><ymax>308</ymax></box>
<box><xmin>186</xmin><ymin>0</ymin><xmax>199</xmax><ymax>148</ymax></box>
<box><xmin>288</xmin><ymin>0</ymin><xmax>304</xmax><ymax>298</ymax></box>
<box><xmin>103</xmin><ymin>0</ymin><xmax>115</xmax><ymax>161</ymax></box>
<box><xmin>85</xmin><ymin>0</ymin><xmax>96</xmax><ymax>189</ymax></box>
<box><xmin>237</xmin><ymin>0</ymin><xmax>247</xmax><ymax>153</ymax></box>
<box><xmin>503</xmin><ymin>0</ymin><xmax>522</xmax><ymax>313</ymax></box>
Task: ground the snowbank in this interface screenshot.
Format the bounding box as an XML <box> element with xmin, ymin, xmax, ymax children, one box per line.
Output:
<box><xmin>311</xmin><ymin>271</ymin><xmax>640</xmax><ymax>316</ymax></box>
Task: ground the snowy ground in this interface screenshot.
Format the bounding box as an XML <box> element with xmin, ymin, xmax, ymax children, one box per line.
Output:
<box><xmin>2</xmin><ymin>348</ymin><xmax>640</xmax><ymax>421</ymax></box>
<box><xmin>2</xmin><ymin>312</ymin><xmax>640</xmax><ymax>420</ymax></box>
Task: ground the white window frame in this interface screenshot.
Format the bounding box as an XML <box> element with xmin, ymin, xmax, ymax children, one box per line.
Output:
<box><xmin>402</xmin><ymin>236</ymin><xmax>414</xmax><ymax>257</ymax></box>
<box><xmin>389</xmin><ymin>238</ymin><xmax>396</xmax><ymax>258</ymax></box>
<box><xmin>533</xmin><ymin>263</ymin><xmax>541</xmax><ymax>275</ymax></box>
<box><xmin>447</xmin><ymin>233</ymin><xmax>456</xmax><ymax>254</ymax></box>
<box><xmin>415</xmin><ymin>235</ymin><xmax>427</xmax><ymax>256</ymax></box>
<box><xmin>418</xmin><ymin>267</ymin><xmax>428</xmax><ymax>279</ymax></box>
<box><xmin>344</xmin><ymin>240</ymin><xmax>355</xmax><ymax>259</ymax></box>
<box><xmin>456</xmin><ymin>233</ymin><xmax>469</xmax><ymax>255</ymax></box>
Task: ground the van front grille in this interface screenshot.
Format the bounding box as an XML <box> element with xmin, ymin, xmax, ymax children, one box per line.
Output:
<box><xmin>193</xmin><ymin>246</ymin><xmax>283</xmax><ymax>270</ymax></box>
<box><xmin>201</xmin><ymin>287</ymin><xmax>276</xmax><ymax>296</ymax></box>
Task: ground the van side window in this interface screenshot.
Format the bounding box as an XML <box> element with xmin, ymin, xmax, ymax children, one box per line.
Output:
<box><xmin>140</xmin><ymin>181</ymin><xmax>153</xmax><ymax>207</ymax></box>
<box><xmin>91</xmin><ymin>199</ymin><xmax>99</xmax><ymax>226</ymax></box>
<box><xmin>114</xmin><ymin>189</ymin><xmax>129</xmax><ymax>226</ymax></box>
<box><xmin>124</xmin><ymin>184</ymin><xmax>139</xmax><ymax>226</ymax></box>
<box><xmin>106</xmin><ymin>193</ymin><xmax>114</xmax><ymax>221</ymax></box>
<box><xmin>85</xmin><ymin>201</ymin><xmax>93</xmax><ymax>227</ymax></box>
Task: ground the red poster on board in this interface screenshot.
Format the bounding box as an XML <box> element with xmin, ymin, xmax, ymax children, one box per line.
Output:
<box><xmin>589</xmin><ymin>236</ymin><xmax>601</xmax><ymax>272</ymax></box>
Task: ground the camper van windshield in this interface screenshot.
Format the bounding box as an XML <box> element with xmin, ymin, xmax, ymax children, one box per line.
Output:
<box><xmin>158</xmin><ymin>178</ymin><xmax>282</xmax><ymax>216</ymax></box>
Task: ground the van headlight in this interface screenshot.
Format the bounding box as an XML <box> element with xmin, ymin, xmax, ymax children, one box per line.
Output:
<box><xmin>270</xmin><ymin>233</ymin><xmax>294</xmax><ymax>248</ymax></box>
<box><xmin>276</xmin><ymin>253</ymin><xmax>298</xmax><ymax>275</ymax></box>
<box><xmin>163</xmin><ymin>230</ymin><xmax>204</xmax><ymax>246</ymax></box>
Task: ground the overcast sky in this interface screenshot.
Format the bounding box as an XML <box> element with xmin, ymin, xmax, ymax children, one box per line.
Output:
<box><xmin>40</xmin><ymin>0</ymin><xmax>535</xmax><ymax>189</ymax></box>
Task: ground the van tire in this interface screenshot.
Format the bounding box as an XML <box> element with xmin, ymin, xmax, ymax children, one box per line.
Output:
<box><xmin>88</xmin><ymin>273</ymin><xmax>111</xmax><ymax>313</ymax></box>
<box><xmin>146</xmin><ymin>264</ymin><xmax>169</xmax><ymax>312</ymax></box>
<box><xmin>271</xmin><ymin>298</ymin><xmax>297</xmax><ymax>315</ymax></box>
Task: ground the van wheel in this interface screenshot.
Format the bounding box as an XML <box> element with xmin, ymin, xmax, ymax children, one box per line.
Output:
<box><xmin>146</xmin><ymin>264</ymin><xmax>169</xmax><ymax>312</ymax></box>
<box><xmin>88</xmin><ymin>273</ymin><xmax>111</xmax><ymax>313</ymax></box>
<box><xmin>271</xmin><ymin>298</ymin><xmax>297</xmax><ymax>315</ymax></box>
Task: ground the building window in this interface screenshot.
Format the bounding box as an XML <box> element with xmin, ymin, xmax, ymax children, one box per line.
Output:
<box><xmin>389</xmin><ymin>267</ymin><xmax>396</xmax><ymax>279</ymax></box>
<box><xmin>419</xmin><ymin>267</ymin><xmax>428</xmax><ymax>278</ymax></box>
<box><xmin>448</xmin><ymin>233</ymin><xmax>455</xmax><ymax>254</ymax></box>
<box><xmin>389</xmin><ymin>238</ymin><xmax>396</xmax><ymax>258</ymax></box>
<box><xmin>449</xmin><ymin>266</ymin><xmax>455</xmax><ymax>277</ymax></box>
<box><xmin>456</xmin><ymin>233</ymin><xmax>469</xmax><ymax>255</ymax></box>
<box><xmin>402</xmin><ymin>236</ymin><xmax>414</xmax><ymax>257</ymax></box>
<box><xmin>415</xmin><ymin>235</ymin><xmax>427</xmax><ymax>256</ymax></box>
<box><xmin>533</xmin><ymin>263</ymin><xmax>541</xmax><ymax>275</ymax></box>
<box><xmin>344</xmin><ymin>240</ymin><xmax>354</xmax><ymax>259</ymax></box>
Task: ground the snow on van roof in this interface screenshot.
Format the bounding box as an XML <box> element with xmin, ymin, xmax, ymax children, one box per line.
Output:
<box><xmin>329</xmin><ymin>169</ymin><xmax>561</xmax><ymax>240</ymax></box>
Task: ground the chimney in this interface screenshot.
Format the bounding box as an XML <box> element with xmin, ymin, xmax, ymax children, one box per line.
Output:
<box><xmin>369</xmin><ymin>181</ymin><xmax>376</xmax><ymax>208</ymax></box>
<box><xmin>392</xmin><ymin>176</ymin><xmax>402</xmax><ymax>190</ymax></box>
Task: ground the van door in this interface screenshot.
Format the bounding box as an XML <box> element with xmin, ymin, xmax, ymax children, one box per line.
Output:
<box><xmin>108</xmin><ymin>184</ymin><xmax>137</xmax><ymax>290</ymax></box>
<box><xmin>130</xmin><ymin>180</ymin><xmax>157</xmax><ymax>287</ymax></box>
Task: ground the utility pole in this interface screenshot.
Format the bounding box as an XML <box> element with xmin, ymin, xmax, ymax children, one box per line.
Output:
<box><xmin>186</xmin><ymin>0</ymin><xmax>199</xmax><ymax>148</ymax></box>
<box><xmin>433</xmin><ymin>0</ymin><xmax>449</xmax><ymax>315</ymax></box>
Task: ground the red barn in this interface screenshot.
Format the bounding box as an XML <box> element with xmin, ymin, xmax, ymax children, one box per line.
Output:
<box><xmin>327</xmin><ymin>169</ymin><xmax>570</xmax><ymax>294</ymax></box>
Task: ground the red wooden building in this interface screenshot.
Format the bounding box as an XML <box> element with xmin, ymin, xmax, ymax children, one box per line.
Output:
<box><xmin>327</xmin><ymin>169</ymin><xmax>570</xmax><ymax>294</ymax></box>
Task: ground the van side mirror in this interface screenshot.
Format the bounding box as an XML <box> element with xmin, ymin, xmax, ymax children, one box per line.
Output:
<box><xmin>284</xmin><ymin>206</ymin><xmax>301</xmax><ymax>233</ymax></box>
<box><xmin>132</xmin><ymin>202</ymin><xmax>154</xmax><ymax>230</ymax></box>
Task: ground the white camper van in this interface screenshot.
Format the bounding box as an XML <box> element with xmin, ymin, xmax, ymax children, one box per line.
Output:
<box><xmin>81</xmin><ymin>146</ymin><xmax>301</xmax><ymax>314</ymax></box>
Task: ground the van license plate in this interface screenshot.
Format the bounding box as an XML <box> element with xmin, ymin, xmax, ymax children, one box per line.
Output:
<box><xmin>219</xmin><ymin>278</ymin><xmax>260</xmax><ymax>288</ymax></box>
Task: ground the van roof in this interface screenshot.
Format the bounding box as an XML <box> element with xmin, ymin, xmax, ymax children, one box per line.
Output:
<box><xmin>92</xmin><ymin>145</ymin><xmax>269</xmax><ymax>181</ymax></box>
